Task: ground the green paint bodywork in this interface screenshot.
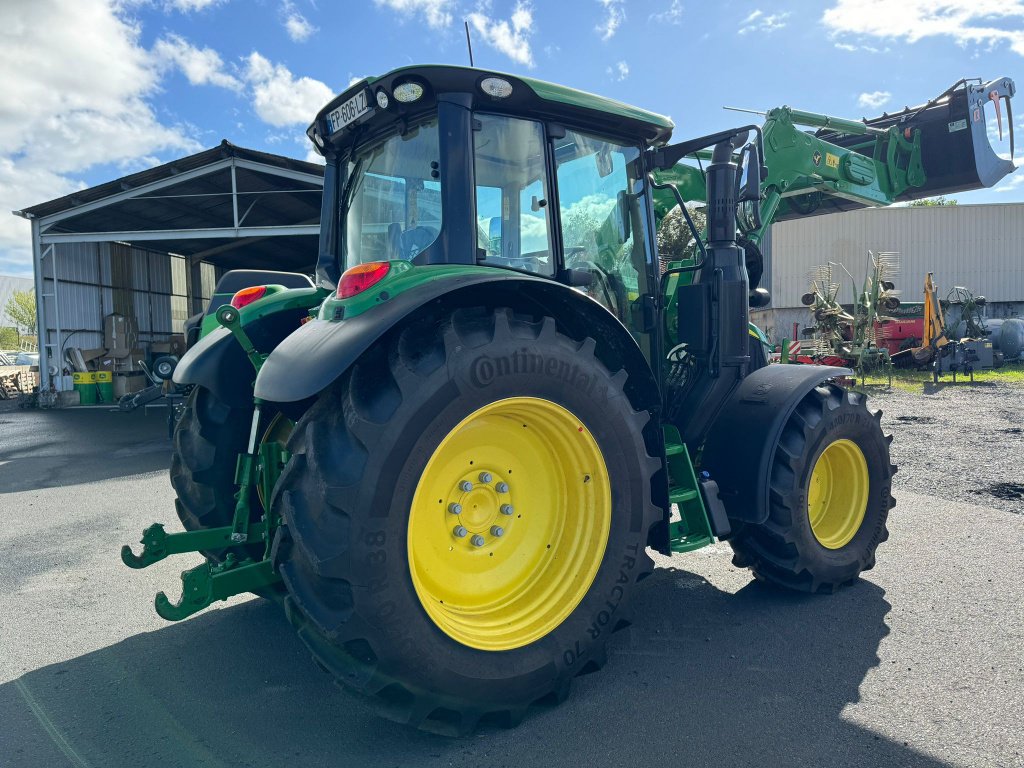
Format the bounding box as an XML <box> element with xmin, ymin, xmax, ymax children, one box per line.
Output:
<box><xmin>320</xmin><ymin>261</ymin><xmax>513</xmax><ymax>321</ymax></box>
<box><xmin>334</xmin><ymin>64</ymin><xmax>674</xmax><ymax>144</ymax></box>
<box><xmin>199</xmin><ymin>284</ymin><xmax>330</xmax><ymax>339</ymax></box>
<box><xmin>663</xmin><ymin>426</ymin><xmax>715</xmax><ymax>552</ymax></box>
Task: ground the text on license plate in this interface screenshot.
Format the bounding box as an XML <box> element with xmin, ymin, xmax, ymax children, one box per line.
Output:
<box><xmin>327</xmin><ymin>91</ymin><xmax>370</xmax><ymax>133</ymax></box>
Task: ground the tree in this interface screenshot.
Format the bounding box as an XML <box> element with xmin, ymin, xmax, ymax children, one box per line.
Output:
<box><xmin>657</xmin><ymin>204</ymin><xmax>707</xmax><ymax>269</ymax></box>
<box><xmin>909</xmin><ymin>196</ymin><xmax>958</xmax><ymax>207</ymax></box>
<box><xmin>4</xmin><ymin>289</ymin><xmax>36</xmax><ymax>334</ymax></box>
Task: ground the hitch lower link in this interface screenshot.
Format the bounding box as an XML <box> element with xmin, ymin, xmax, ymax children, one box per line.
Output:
<box><xmin>120</xmin><ymin>520</ymin><xmax>279</xmax><ymax>621</ymax></box>
<box><xmin>121</xmin><ymin>434</ymin><xmax>286</xmax><ymax>621</ymax></box>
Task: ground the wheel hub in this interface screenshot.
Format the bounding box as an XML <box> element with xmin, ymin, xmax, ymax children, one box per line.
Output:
<box><xmin>808</xmin><ymin>438</ymin><xmax>870</xmax><ymax>549</ymax></box>
<box><xmin>408</xmin><ymin>397</ymin><xmax>611</xmax><ymax>652</ymax></box>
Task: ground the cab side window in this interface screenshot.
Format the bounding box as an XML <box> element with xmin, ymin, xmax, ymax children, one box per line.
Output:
<box><xmin>554</xmin><ymin>130</ymin><xmax>649</xmax><ymax>322</ymax></box>
<box><xmin>473</xmin><ymin>114</ymin><xmax>554</xmax><ymax>275</ymax></box>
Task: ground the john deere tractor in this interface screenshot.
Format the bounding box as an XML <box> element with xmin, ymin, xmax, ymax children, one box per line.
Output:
<box><xmin>123</xmin><ymin>67</ymin><xmax>1016</xmax><ymax>733</ymax></box>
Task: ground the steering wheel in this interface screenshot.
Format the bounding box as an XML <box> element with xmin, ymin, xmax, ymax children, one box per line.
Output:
<box><xmin>565</xmin><ymin>251</ymin><xmax>627</xmax><ymax>318</ymax></box>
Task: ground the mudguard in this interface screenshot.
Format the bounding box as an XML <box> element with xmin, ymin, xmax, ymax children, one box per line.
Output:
<box><xmin>254</xmin><ymin>272</ymin><xmax>661</xmax><ymax>416</ymax></box>
<box><xmin>700</xmin><ymin>364</ymin><xmax>851</xmax><ymax>525</ymax></box>
<box><xmin>173</xmin><ymin>305</ymin><xmax>313</xmax><ymax>409</ymax></box>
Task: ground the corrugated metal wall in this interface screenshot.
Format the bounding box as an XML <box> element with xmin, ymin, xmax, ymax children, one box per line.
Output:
<box><xmin>38</xmin><ymin>242</ymin><xmax>194</xmax><ymax>362</ymax></box>
<box><xmin>769</xmin><ymin>203</ymin><xmax>1024</xmax><ymax>308</ymax></box>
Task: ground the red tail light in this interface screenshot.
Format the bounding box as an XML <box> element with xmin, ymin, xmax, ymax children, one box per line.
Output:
<box><xmin>230</xmin><ymin>285</ymin><xmax>267</xmax><ymax>309</ymax></box>
<box><xmin>337</xmin><ymin>262</ymin><xmax>390</xmax><ymax>299</ymax></box>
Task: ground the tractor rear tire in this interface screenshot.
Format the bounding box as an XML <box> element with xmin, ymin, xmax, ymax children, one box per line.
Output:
<box><xmin>272</xmin><ymin>307</ymin><xmax>661</xmax><ymax>734</ymax></box>
<box><xmin>170</xmin><ymin>386</ymin><xmax>251</xmax><ymax>544</ymax></box>
<box><xmin>728</xmin><ymin>384</ymin><xmax>895</xmax><ymax>592</ymax></box>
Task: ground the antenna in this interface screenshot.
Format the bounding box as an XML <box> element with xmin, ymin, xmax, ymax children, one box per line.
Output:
<box><xmin>723</xmin><ymin>106</ymin><xmax>767</xmax><ymax>116</ymax></box>
<box><xmin>464</xmin><ymin>21</ymin><xmax>475</xmax><ymax>67</ymax></box>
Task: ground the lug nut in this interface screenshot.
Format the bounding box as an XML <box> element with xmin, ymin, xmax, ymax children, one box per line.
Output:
<box><xmin>453</xmin><ymin>525</ymin><xmax>468</xmax><ymax>538</ymax></box>
<box><xmin>471</xmin><ymin>535</ymin><xmax>486</xmax><ymax>547</ymax></box>
<box><xmin>459</xmin><ymin>481</ymin><xmax>473</xmax><ymax>492</ymax></box>
<box><xmin>490</xmin><ymin>525</ymin><xmax>504</xmax><ymax>537</ymax></box>
<box><xmin>479</xmin><ymin>471</ymin><xmax>493</xmax><ymax>483</ymax></box>
<box><xmin>448</xmin><ymin>503</ymin><xmax>462</xmax><ymax>515</ymax></box>
<box><xmin>500</xmin><ymin>504</ymin><xmax>514</xmax><ymax>515</ymax></box>
<box><xmin>496</xmin><ymin>482</ymin><xmax>509</xmax><ymax>493</ymax></box>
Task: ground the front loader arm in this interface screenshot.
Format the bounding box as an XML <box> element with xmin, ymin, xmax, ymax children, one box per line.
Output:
<box><xmin>653</xmin><ymin>76</ymin><xmax>1016</xmax><ymax>252</ymax></box>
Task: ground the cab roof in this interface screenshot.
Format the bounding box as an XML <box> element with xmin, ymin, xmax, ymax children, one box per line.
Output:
<box><xmin>312</xmin><ymin>64</ymin><xmax>675</xmax><ymax>147</ymax></box>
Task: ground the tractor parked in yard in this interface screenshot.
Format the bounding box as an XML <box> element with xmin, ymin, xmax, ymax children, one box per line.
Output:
<box><xmin>123</xmin><ymin>67</ymin><xmax>1016</xmax><ymax>734</ymax></box>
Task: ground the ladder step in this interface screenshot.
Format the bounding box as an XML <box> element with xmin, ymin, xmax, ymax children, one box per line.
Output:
<box><xmin>669</xmin><ymin>488</ymin><xmax>699</xmax><ymax>504</ymax></box>
<box><xmin>665</xmin><ymin>442</ymin><xmax>686</xmax><ymax>456</ymax></box>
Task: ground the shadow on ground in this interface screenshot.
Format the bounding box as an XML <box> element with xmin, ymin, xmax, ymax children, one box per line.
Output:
<box><xmin>1</xmin><ymin>568</ymin><xmax>954</xmax><ymax>768</ymax></box>
<box><xmin>0</xmin><ymin>408</ymin><xmax>170</xmax><ymax>493</ymax></box>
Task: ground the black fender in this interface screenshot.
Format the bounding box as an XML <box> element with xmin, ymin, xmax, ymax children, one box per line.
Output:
<box><xmin>172</xmin><ymin>306</ymin><xmax>312</xmax><ymax>409</ymax></box>
<box><xmin>254</xmin><ymin>273</ymin><xmax>662</xmax><ymax>419</ymax></box>
<box><xmin>700</xmin><ymin>364</ymin><xmax>852</xmax><ymax>525</ymax></box>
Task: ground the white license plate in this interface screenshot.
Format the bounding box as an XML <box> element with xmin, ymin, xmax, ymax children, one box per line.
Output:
<box><xmin>327</xmin><ymin>90</ymin><xmax>370</xmax><ymax>133</ymax></box>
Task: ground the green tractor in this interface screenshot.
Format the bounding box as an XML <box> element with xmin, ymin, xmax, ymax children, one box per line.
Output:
<box><xmin>124</xmin><ymin>67</ymin><xmax>1016</xmax><ymax>733</ymax></box>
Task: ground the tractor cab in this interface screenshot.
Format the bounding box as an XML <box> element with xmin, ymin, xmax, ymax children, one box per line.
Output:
<box><xmin>309</xmin><ymin>65</ymin><xmax>676</xmax><ymax>335</ymax></box>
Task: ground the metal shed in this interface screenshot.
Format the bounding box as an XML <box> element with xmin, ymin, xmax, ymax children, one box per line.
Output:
<box><xmin>13</xmin><ymin>141</ymin><xmax>324</xmax><ymax>392</ymax></box>
<box><xmin>755</xmin><ymin>202</ymin><xmax>1024</xmax><ymax>340</ymax></box>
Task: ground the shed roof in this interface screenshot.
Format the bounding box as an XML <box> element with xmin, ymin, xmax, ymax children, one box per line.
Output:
<box><xmin>15</xmin><ymin>141</ymin><xmax>324</xmax><ymax>273</ymax></box>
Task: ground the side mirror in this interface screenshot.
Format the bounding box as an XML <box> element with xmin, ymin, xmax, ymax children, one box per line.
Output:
<box><xmin>737</xmin><ymin>143</ymin><xmax>763</xmax><ymax>230</ymax></box>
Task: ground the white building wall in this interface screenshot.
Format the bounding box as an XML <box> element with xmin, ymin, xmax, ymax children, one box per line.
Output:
<box><xmin>769</xmin><ymin>203</ymin><xmax>1024</xmax><ymax>310</ymax></box>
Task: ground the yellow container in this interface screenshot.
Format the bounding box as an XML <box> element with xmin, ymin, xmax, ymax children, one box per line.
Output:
<box><xmin>94</xmin><ymin>370</ymin><xmax>114</xmax><ymax>402</ymax></box>
<box><xmin>73</xmin><ymin>371</ymin><xmax>97</xmax><ymax>404</ymax></box>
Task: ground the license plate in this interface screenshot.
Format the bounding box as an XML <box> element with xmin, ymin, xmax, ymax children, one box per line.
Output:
<box><xmin>327</xmin><ymin>90</ymin><xmax>370</xmax><ymax>133</ymax></box>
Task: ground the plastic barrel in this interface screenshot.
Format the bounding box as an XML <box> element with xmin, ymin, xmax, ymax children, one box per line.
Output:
<box><xmin>999</xmin><ymin>319</ymin><xmax>1024</xmax><ymax>362</ymax></box>
<box><xmin>73</xmin><ymin>371</ymin><xmax>97</xmax><ymax>405</ymax></box>
<box><xmin>95</xmin><ymin>370</ymin><xmax>114</xmax><ymax>402</ymax></box>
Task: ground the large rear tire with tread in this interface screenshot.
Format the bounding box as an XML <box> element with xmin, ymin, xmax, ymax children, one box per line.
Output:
<box><xmin>170</xmin><ymin>386</ymin><xmax>251</xmax><ymax>545</ymax></box>
<box><xmin>272</xmin><ymin>307</ymin><xmax>662</xmax><ymax>735</ymax></box>
<box><xmin>728</xmin><ymin>384</ymin><xmax>895</xmax><ymax>593</ymax></box>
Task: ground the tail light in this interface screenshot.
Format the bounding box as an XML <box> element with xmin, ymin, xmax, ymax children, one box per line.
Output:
<box><xmin>230</xmin><ymin>285</ymin><xmax>267</xmax><ymax>309</ymax></box>
<box><xmin>338</xmin><ymin>262</ymin><xmax>390</xmax><ymax>298</ymax></box>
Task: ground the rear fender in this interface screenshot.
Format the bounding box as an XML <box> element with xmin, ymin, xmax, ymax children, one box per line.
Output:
<box><xmin>173</xmin><ymin>287</ymin><xmax>324</xmax><ymax>409</ymax></box>
<box><xmin>700</xmin><ymin>364</ymin><xmax>851</xmax><ymax>525</ymax></box>
<box><xmin>255</xmin><ymin>273</ymin><xmax>661</xmax><ymax>410</ymax></box>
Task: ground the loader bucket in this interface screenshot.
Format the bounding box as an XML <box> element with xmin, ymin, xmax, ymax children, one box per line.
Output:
<box><xmin>840</xmin><ymin>77</ymin><xmax>1016</xmax><ymax>200</ymax></box>
<box><xmin>888</xmin><ymin>77</ymin><xmax>1015</xmax><ymax>200</ymax></box>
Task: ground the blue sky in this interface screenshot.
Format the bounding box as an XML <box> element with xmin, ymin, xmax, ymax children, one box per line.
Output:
<box><xmin>1</xmin><ymin>0</ymin><xmax>1021</xmax><ymax>276</ymax></box>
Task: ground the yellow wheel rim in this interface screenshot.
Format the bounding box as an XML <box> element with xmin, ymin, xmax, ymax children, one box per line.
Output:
<box><xmin>408</xmin><ymin>397</ymin><xmax>611</xmax><ymax>651</ymax></box>
<box><xmin>807</xmin><ymin>438</ymin><xmax>869</xmax><ymax>549</ymax></box>
<box><xmin>256</xmin><ymin>413</ymin><xmax>292</xmax><ymax>511</ymax></box>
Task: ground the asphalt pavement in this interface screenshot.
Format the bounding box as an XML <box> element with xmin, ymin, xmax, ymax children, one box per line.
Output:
<box><xmin>0</xmin><ymin>403</ymin><xmax>1022</xmax><ymax>768</ymax></box>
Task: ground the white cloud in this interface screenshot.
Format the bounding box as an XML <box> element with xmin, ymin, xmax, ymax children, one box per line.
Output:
<box><xmin>649</xmin><ymin>0</ymin><xmax>682</xmax><ymax>24</ymax></box>
<box><xmin>467</xmin><ymin>2</ymin><xmax>535</xmax><ymax>67</ymax></box>
<box><xmin>374</xmin><ymin>0</ymin><xmax>454</xmax><ymax>29</ymax></box>
<box><xmin>153</xmin><ymin>34</ymin><xmax>243</xmax><ymax>90</ymax></box>
<box><xmin>822</xmin><ymin>0</ymin><xmax>1024</xmax><ymax>57</ymax></box>
<box><xmin>0</xmin><ymin>0</ymin><xmax>199</xmax><ymax>274</ymax></box>
<box><xmin>164</xmin><ymin>0</ymin><xmax>225</xmax><ymax>11</ymax></box>
<box><xmin>606</xmin><ymin>60</ymin><xmax>629</xmax><ymax>81</ymax></box>
<box><xmin>738</xmin><ymin>9</ymin><xmax>789</xmax><ymax>34</ymax></box>
<box><xmin>857</xmin><ymin>90</ymin><xmax>891</xmax><ymax>110</ymax></box>
<box><xmin>282</xmin><ymin>2</ymin><xmax>317</xmax><ymax>41</ymax></box>
<box><xmin>245</xmin><ymin>52</ymin><xmax>334</xmax><ymax>126</ymax></box>
<box><xmin>596</xmin><ymin>0</ymin><xmax>625</xmax><ymax>40</ymax></box>
<box><xmin>304</xmin><ymin>148</ymin><xmax>327</xmax><ymax>165</ymax></box>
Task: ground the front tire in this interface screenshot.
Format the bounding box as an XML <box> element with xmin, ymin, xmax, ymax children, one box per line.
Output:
<box><xmin>272</xmin><ymin>307</ymin><xmax>661</xmax><ymax>734</ymax></box>
<box><xmin>728</xmin><ymin>384</ymin><xmax>895</xmax><ymax>592</ymax></box>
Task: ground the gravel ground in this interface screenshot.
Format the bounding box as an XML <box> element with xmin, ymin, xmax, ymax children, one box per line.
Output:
<box><xmin>865</xmin><ymin>380</ymin><xmax>1024</xmax><ymax>514</ymax></box>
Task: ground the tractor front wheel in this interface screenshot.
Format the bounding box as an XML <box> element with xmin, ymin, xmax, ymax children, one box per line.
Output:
<box><xmin>728</xmin><ymin>384</ymin><xmax>895</xmax><ymax>592</ymax></box>
<box><xmin>272</xmin><ymin>307</ymin><xmax>661</xmax><ymax>734</ymax></box>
